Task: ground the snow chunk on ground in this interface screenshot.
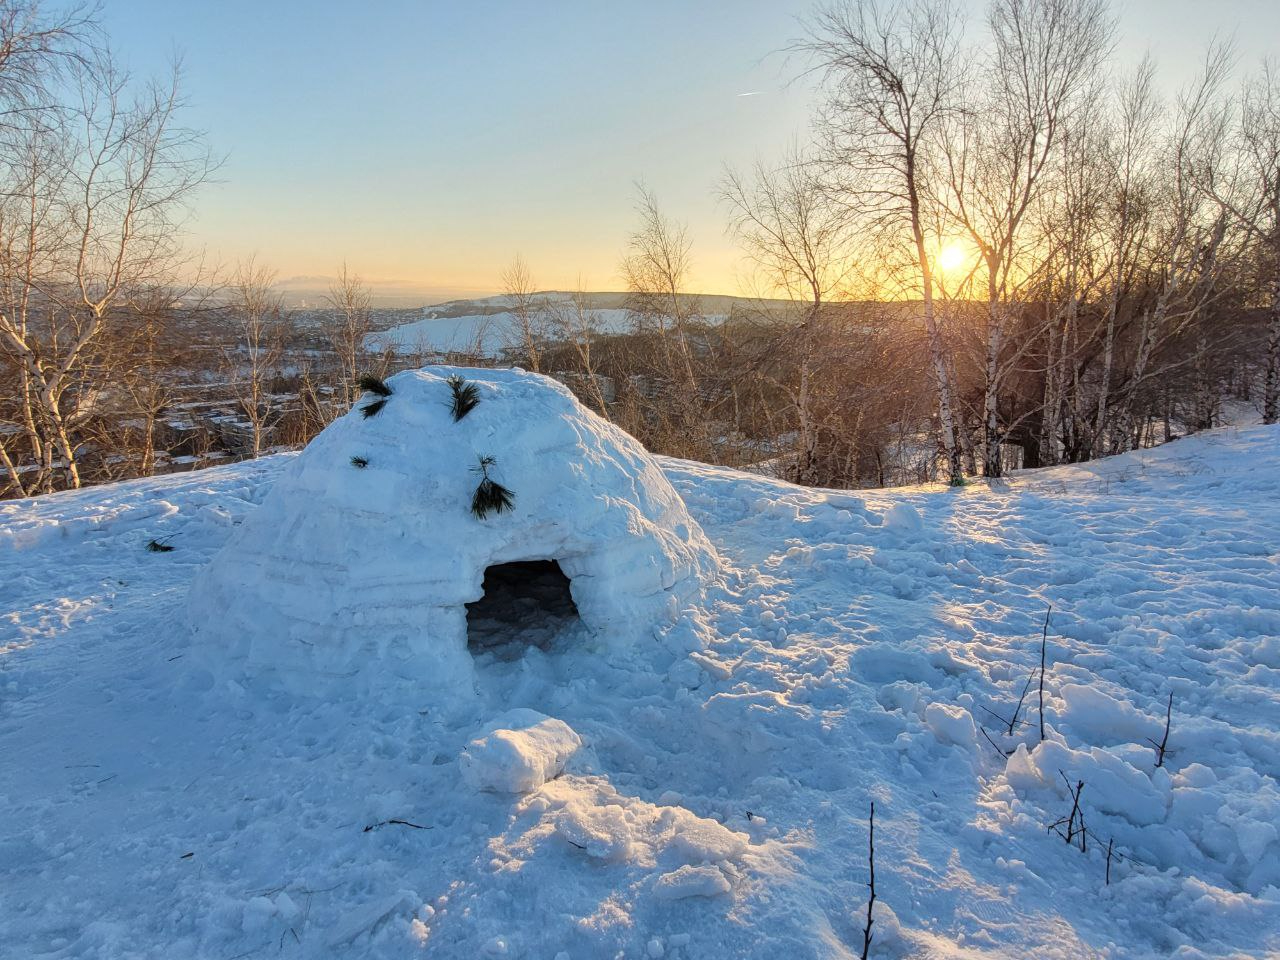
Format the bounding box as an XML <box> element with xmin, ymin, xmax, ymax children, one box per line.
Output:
<box><xmin>1005</xmin><ymin>739</ymin><xmax>1166</xmax><ymax>825</ymax></box>
<box><xmin>542</xmin><ymin>779</ymin><xmax>750</xmax><ymax>868</ymax></box>
<box><xmin>1056</xmin><ymin>682</ymin><xmax>1159</xmax><ymax>745</ymax></box>
<box><xmin>924</xmin><ymin>701</ymin><xmax>978</xmax><ymax>747</ymax></box>
<box><xmin>326</xmin><ymin>891</ymin><xmax>417</xmax><ymax>947</ymax></box>
<box><xmin>553</xmin><ymin>798</ymin><xmax>637</xmax><ymax>860</ymax></box>
<box><xmin>652</xmin><ymin>864</ymin><xmax>732</xmax><ymax>900</ymax></box>
<box><xmin>881</xmin><ymin>502</ymin><xmax>924</xmax><ymax>533</ymax></box>
<box><xmin>660</xmin><ymin>807</ymin><xmax>748</xmax><ymax>863</ymax></box>
<box><xmin>460</xmin><ymin>709</ymin><xmax>581</xmax><ymax>794</ymax></box>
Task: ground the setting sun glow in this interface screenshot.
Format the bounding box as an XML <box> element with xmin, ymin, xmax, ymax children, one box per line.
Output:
<box><xmin>936</xmin><ymin>241</ymin><xmax>968</xmax><ymax>275</ymax></box>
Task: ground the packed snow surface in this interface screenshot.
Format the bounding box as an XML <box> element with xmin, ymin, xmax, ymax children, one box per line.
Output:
<box><xmin>3</xmin><ymin>422</ymin><xmax>1280</xmax><ymax>958</ymax></box>
<box><xmin>187</xmin><ymin>366</ymin><xmax>718</xmax><ymax>698</ymax></box>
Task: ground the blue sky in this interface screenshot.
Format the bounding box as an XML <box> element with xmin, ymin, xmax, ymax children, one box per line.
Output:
<box><xmin>100</xmin><ymin>0</ymin><xmax>1280</xmax><ymax>300</ymax></box>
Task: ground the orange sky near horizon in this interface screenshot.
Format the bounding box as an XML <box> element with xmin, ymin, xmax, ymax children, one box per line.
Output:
<box><xmin>102</xmin><ymin>0</ymin><xmax>1280</xmax><ymax>305</ymax></box>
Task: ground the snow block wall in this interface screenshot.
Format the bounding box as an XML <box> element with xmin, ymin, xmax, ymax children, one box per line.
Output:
<box><xmin>187</xmin><ymin>367</ymin><xmax>719</xmax><ymax>695</ymax></box>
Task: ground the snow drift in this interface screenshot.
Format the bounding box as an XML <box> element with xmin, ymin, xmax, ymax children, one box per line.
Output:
<box><xmin>187</xmin><ymin>366</ymin><xmax>718</xmax><ymax>694</ymax></box>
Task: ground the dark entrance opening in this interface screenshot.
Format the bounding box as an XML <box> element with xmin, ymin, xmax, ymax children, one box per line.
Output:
<box><xmin>465</xmin><ymin>560</ymin><xmax>580</xmax><ymax>658</ymax></box>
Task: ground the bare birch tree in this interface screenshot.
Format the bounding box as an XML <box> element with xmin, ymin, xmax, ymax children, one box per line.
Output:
<box><xmin>1203</xmin><ymin>60</ymin><xmax>1280</xmax><ymax>424</ymax></box>
<box><xmin>323</xmin><ymin>263</ymin><xmax>374</xmax><ymax>416</ymax></box>
<box><xmin>1099</xmin><ymin>48</ymin><xmax>1235</xmax><ymax>448</ymax></box>
<box><xmin>545</xmin><ymin>285</ymin><xmax>613</xmax><ymax>416</ymax></box>
<box><xmin>939</xmin><ymin>0</ymin><xmax>1112</xmax><ymax>476</ymax></box>
<box><xmin>0</xmin><ymin>7</ymin><xmax>212</xmax><ymax>495</ymax></box>
<box><xmin>722</xmin><ymin>148</ymin><xmax>859</xmax><ymax>483</ymax></box>
<box><xmin>801</xmin><ymin>0</ymin><xmax>967</xmax><ymax>484</ymax></box>
<box><xmin>500</xmin><ymin>254</ymin><xmax>545</xmax><ymax>372</ymax></box>
<box><xmin>1241</xmin><ymin>63</ymin><xmax>1280</xmax><ymax>424</ymax></box>
<box><xmin>621</xmin><ymin>185</ymin><xmax>701</xmax><ymax>392</ymax></box>
<box><xmin>223</xmin><ymin>258</ymin><xmax>284</xmax><ymax>458</ymax></box>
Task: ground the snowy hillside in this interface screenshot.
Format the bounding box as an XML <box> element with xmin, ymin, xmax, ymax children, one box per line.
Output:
<box><xmin>365</xmin><ymin>306</ymin><xmax>637</xmax><ymax>357</ymax></box>
<box><xmin>364</xmin><ymin>291</ymin><xmax>741</xmax><ymax>357</ymax></box>
<box><xmin>3</xmin><ymin>425</ymin><xmax>1279</xmax><ymax>958</ymax></box>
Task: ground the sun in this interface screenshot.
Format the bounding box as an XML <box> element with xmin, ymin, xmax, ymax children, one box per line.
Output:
<box><xmin>936</xmin><ymin>241</ymin><xmax>968</xmax><ymax>275</ymax></box>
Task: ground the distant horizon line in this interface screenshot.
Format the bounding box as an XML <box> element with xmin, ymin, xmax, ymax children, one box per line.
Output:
<box><xmin>249</xmin><ymin>286</ymin><xmax>812</xmax><ymax>310</ymax></box>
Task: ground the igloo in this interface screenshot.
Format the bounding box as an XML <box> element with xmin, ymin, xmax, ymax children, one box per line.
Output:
<box><xmin>188</xmin><ymin>366</ymin><xmax>719</xmax><ymax>694</ymax></box>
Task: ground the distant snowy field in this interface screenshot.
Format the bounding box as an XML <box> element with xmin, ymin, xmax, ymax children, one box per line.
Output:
<box><xmin>2</xmin><ymin>426</ymin><xmax>1279</xmax><ymax>958</ymax></box>
<box><xmin>365</xmin><ymin>304</ymin><xmax>636</xmax><ymax>357</ymax></box>
<box><xmin>364</xmin><ymin>294</ymin><xmax>730</xmax><ymax>357</ymax></box>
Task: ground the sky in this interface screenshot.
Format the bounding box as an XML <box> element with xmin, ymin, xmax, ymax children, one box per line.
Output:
<box><xmin>100</xmin><ymin>0</ymin><xmax>1280</xmax><ymax>304</ymax></box>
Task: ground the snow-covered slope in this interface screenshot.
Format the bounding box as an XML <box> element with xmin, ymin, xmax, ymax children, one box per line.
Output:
<box><xmin>2</xmin><ymin>425</ymin><xmax>1279</xmax><ymax>958</ymax></box>
<box><xmin>366</xmin><ymin>305</ymin><xmax>636</xmax><ymax>357</ymax></box>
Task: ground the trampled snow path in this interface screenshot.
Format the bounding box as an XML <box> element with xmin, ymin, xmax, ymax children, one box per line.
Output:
<box><xmin>2</xmin><ymin>426</ymin><xmax>1278</xmax><ymax>958</ymax></box>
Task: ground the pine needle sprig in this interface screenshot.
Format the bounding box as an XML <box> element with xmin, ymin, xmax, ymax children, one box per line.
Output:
<box><xmin>358</xmin><ymin>374</ymin><xmax>393</xmax><ymax>397</ymax></box>
<box><xmin>471</xmin><ymin>455</ymin><xmax>515</xmax><ymax>519</ymax></box>
<box><xmin>447</xmin><ymin>374</ymin><xmax>480</xmax><ymax>421</ymax></box>
<box><xmin>357</xmin><ymin>374</ymin><xmax>392</xmax><ymax>417</ymax></box>
<box><xmin>351</xmin><ymin>456</ymin><xmax>368</xmax><ymax>468</ymax></box>
<box><xmin>472</xmin><ymin>477</ymin><xmax>515</xmax><ymax>519</ymax></box>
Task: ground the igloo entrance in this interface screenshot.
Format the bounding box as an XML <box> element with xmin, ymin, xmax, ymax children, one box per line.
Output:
<box><xmin>465</xmin><ymin>560</ymin><xmax>580</xmax><ymax>658</ymax></box>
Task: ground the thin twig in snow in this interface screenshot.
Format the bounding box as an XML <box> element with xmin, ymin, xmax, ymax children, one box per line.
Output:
<box><xmin>1146</xmin><ymin>692</ymin><xmax>1173</xmax><ymax>767</ymax></box>
<box><xmin>362</xmin><ymin>819</ymin><xmax>431</xmax><ymax>833</ymax></box>
<box><xmin>1048</xmin><ymin>772</ymin><xmax>1086</xmax><ymax>851</ymax></box>
<box><xmin>980</xmin><ymin>725</ymin><xmax>1012</xmax><ymax>759</ymax></box>
<box><xmin>861</xmin><ymin>801</ymin><xmax>875</xmax><ymax>960</ymax></box>
<box><xmin>1008</xmin><ymin>669</ymin><xmax>1036</xmax><ymax>736</ymax></box>
<box><xmin>1038</xmin><ymin>604</ymin><xmax>1051</xmax><ymax>742</ymax></box>
<box><xmin>977</xmin><ymin>703</ymin><xmax>1027</xmax><ymax>730</ymax></box>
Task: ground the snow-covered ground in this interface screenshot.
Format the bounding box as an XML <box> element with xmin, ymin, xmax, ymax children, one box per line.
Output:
<box><xmin>2</xmin><ymin>425</ymin><xmax>1279</xmax><ymax>958</ymax></box>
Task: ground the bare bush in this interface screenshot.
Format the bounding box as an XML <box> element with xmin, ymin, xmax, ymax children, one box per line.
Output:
<box><xmin>223</xmin><ymin>258</ymin><xmax>285</xmax><ymax>458</ymax></box>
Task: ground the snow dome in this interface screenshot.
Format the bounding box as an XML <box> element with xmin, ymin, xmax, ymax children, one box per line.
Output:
<box><xmin>187</xmin><ymin>366</ymin><xmax>719</xmax><ymax>694</ymax></box>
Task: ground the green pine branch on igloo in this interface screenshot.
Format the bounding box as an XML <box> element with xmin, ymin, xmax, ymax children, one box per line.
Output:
<box><xmin>358</xmin><ymin>374</ymin><xmax>392</xmax><ymax>418</ymax></box>
<box><xmin>447</xmin><ymin>375</ymin><xmax>480</xmax><ymax>421</ymax></box>
<box><xmin>471</xmin><ymin>455</ymin><xmax>515</xmax><ymax>519</ymax></box>
<box><xmin>358</xmin><ymin>374</ymin><xmax>392</xmax><ymax>397</ymax></box>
